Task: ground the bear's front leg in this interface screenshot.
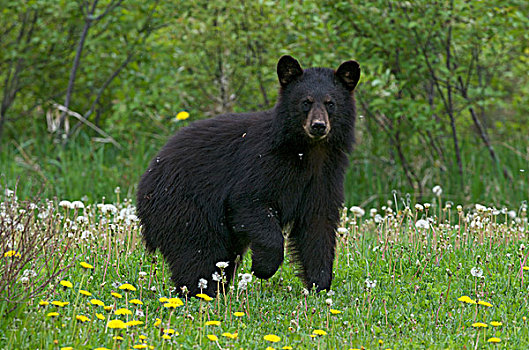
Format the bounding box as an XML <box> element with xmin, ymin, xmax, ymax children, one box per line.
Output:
<box><xmin>227</xmin><ymin>204</ymin><xmax>284</xmax><ymax>280</ymax></box>
<box><xmin>290</xmin><ymin>217</ymin><xmax>337</xmax><ymax>292</ymax></box>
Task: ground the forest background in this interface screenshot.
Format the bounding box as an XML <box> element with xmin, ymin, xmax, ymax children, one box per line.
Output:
<box><xmin>1</xmin><ymin>0</ymin><xmax>528</xmax><ymax>209</ymax></box>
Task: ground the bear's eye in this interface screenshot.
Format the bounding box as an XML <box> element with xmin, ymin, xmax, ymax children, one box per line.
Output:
<box><xmin>325</xmin><ymin>101</ymin><xmax>335</xmax><ymax>111</ymax></box>
<box><xmin>301</xmin><ymin>100</ymin><xmax>312</xmax><ymax>112</ymax></box>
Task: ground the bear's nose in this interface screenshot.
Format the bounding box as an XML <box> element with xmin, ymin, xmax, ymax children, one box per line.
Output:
<box><xmin>310</xmin><ymin>121</ymin><xmax>327</xmax><ymax>136</ymax></box>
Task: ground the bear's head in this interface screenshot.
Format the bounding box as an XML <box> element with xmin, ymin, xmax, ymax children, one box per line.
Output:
<box><xmin>276</xmin><ymin>55</ymin><xmax>360</xmax><ymax>144</ymax></box>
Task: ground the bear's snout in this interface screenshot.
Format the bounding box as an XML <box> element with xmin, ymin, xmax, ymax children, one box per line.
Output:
<box><xmin>304</xmin><ymin>105</ymin><xmax>330</xmax><ymax>139</ymax></box>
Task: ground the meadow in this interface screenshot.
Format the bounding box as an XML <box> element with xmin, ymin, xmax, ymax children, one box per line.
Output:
<box><xmin>1</xmin><ymin>187</ymin><xmax>527</xmax><ymax>349</ymax></box>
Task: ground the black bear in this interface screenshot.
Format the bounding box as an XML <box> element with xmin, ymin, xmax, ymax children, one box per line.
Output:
<box><xmin>137</xmin><ymin>55</ymin><xmax>360</xmax><ymax>296</ymax></box>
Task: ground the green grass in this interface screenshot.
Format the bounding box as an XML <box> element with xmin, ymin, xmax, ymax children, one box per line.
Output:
<box><xmin>1</xmin><ymin>192</ymin><xmax>528</xmax><ymax>349</ymax></box>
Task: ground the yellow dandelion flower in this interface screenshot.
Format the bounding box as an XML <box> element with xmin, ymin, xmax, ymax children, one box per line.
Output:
<box><xmin>471</xmin><ymin>322</ymin><xmax>488</xmax><ymax>328</ymax></box>
<box><xmin>234</xmin><ymin>311</ymin><xmax>245</xmax><ymax>317</ymax></box>
<box><xmin>59</xmin><ymin>280</ymin><xmax>73</xmax><ymax>288</ymax></box>
<box><xmin>76</xmin><ymin>315</ymin><xmax>90</xmax><ymax>322</ymax></box>
<box><xmin>487</xmin><ymin>337</ymin><xmax>501</xmax><ymax>343</ymax></box>
<box><xmin>119</xmin><ymin>283</ymin><xmax>137</xmax><ymax>292</ymax></box>
<box><xmin>205</xmin><ymin>320</ymin><xmax>221</xmax><ymax>326</ymax></box>
<box><xmin>164</xmin><ymin>328</ymin><xmax>178</xmax><ymax>335</ymax></box>
<box><xmin>132</xmin><ymin>345</ymin><xmax>147</xmax><ymax>349</ymax></box>
<box><xmin>94</xmin><ymin>348</ymin><xmax>110</xmax><ymax>350</ymax></box>
<box><xmin>163</xmin><ymin>302</ymin><xmax>181</xmax><ymax>309</ymax></box>
<box><xmin>490</xmin><ymin>321</ymin><xmax>503</xmax><ymax>327</ymax></box>
<box><xmin>282</xmin><ymin>347</ymin><xmax>293</xmax><ymax>350</ymax></box>
<box><xmin>310</xmin><ymin>334</ymin><xmax>317</xmax><ymax>338</ymax></box>
<box><xmin>96</xmin><ymin>313</ymin><xmax>105</xmax><ymax>320</ymax></box>
<box><xmin>113</xmin><ymin>336</ymin><xmax>124</xmax><ymax>341</ymax></box>
<box><xmin>478</xmin><ymin>300</ymin><xmax>493</xmax><ymax>307</ymax></box>
<box><xmin>378</xmin><ymin>340</ymin><xmax>384</xmax><ymax>344</ymax></box>
<box><xmin>39</xmin><ymin>300</ymin><xmax>49</xmax><ymax>306</ymax></box>
<box><xmin>111</xmin><ymin>292</ymin><xmax>122</xmax><ymax>299</ymax></box>
<box><xmin>266</xmin><ymin>347</ymin><xmax>275</xmax><ymax>350</ymax></box>
<box><xmin>3</xmin><ymin>250</ymin><xmax>20</xmax><ymax>257</ymax></box>
<box><xmin>154</xmin><ymin>318</ymin><xmax>162</xmax><ymax>327</ymax></box>
<box><xmin>196</xmin><ymin>293</ymin><xmax>213</xmax><ymax>301</ymax></box>
<box><xmin>222</xmin><ymin>332</ymin><xmax>238</xmax><ymax>339</ymax></box>
<box><xmin>313</xmin><ymin>329</ymin><xmax>327</xmax><ymax>336</ymax></box>
<box><xmin>159</xmin><ymin>297</ymin><xmax>169</xmax><ymax>303</ymax></box>
<box><xmin>264</xmin><ymin>334</ymin><xmax>281</xmax><ymax>342</ymax></box>
<box><xmin>107</xmin><ymin>319</ymin><xmax>127</xmax><ymax>329</ymax></box>
<box><xmin>61</xmin><ymin>347</ymin><xmax>73</xmax><ymax>350</ymax></box>
<box><xmin>114</xmin><ymin>308</ymin><xmax>132</xmax><ymax>315</ymax></box>
<box><xmin>130</xmin><ymin>299</ymin><xmax>143</xmax><ymax>305</ymax></box>
<box><xmin>47</xmin><ymin>312</ymin><xmax>59</xmax><ymax>317</ymax></box>
<box><xmin>80</xmin><ymin>261</ymin><xmax>94</xmax><ymax>269</ymax></box>
<box><xmin>79</xmin><ymin>290</ymin><xmax>92</xmax><ymax>297</ymax></box>
<box><xmin>162</xmin><ymin>334</ymin><xmax>171</xmax><ymax>340</ymax></box>
<box><xmin>330</xmin><ymin>309</ymin><xmax>342</xmax><ymax>315</ymax></box>
<box><xmin>126</xmin><ymin>320</ymin><xmax>144</xmax><ymax>327</ymax></box>
<box><xmin>168</xmin><ymin>297</ymin><xmax>183</xmax><ymax>306</ymax></box>
<box><xmin>104</xmin><ymin>305</ymin><xmax>113</xmax><ymax>312</ymax></box>
<box><xmin>90</xmin><ymin>299</ymin><xmax>104</xmax><ymax>307</ymax></box>
<box><xmin>176</xmin><ymin>111</ymin><xmax>190</xmax><ymax>120</ymax></box>
<box><xmin>51</xmin><ymin>301</ymin><xmax>69</xmax><ymax>307</ymax></box>
<box><xmin>207</xmin><ymin>334</ymin><xmax>219</xmax><ymax>341</ymax></box>
<box><xmin>523</xmin><ymin>266</ymin><xmax>529</xmax><ymax>271</ymax></box>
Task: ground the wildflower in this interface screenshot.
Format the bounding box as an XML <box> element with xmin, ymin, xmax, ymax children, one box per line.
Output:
<box><xmin>282</xmin><ymin>347</ymin><xmax>293</xmax><ymax>350</ymax></box>
<box><xmin>490</xmin><ymin>321</ymin><xmax>502</xmax><ymax>327</ymax></box>
<box><xmin>61</xmin><ymin>347</ymin><xmax>73</xmax><ymax>350</ymax></box>
<box><xmin>471</xmin><ymin>322</ymin><xmax>488</xmax><ymax>328</ymax></box>
<box><xmin>132</xmin><ymin>345</ymin><xmax>148</xmax><ymax>349</ymax></box>
<box><xmin>487</xmin><ymin>337</ymin><xmax>501</xmax><ymax>343</ymax></box>
<box><xmin>107</xmin><ymin>319</ymin><xmax>127</xmax><ymax>329</ymax></box>
<box><xmin>161</xmin><ymin>334</ymin><xmax>171</xmax><ymax>340</ymax></box>
<box><xmin>337</xmin><ymin>227</ymin><xmax>348</xmax><ymax>234</ymax></box>
<box><xmin>159</xmin><ymin>297</ymin><xmax>169</xmax><ymax>303</ymax></box>
<box><xmin>90</xmin><ymin>299</ymin><xmax>105</xmax><ymax>307</ymax></box>
<box><xmin>39</xmin><ymin>300</ymin><xmax>49</xmax><ymax>306</ymax></box>
<box><xmin>478</xmin><ymin>300</ymin><xmax>493</xmax><ymax>307</ymax></box>
<box><xmin>59</xmin><ymin>200</ymin><xmax>72</xmax><ymax>209</ymax></box>
<box><xmin>176</xmin><ymin>111</ymin><xmax>190</xmax><ymax>120</ymax></box>
<box><xmin>365</xmin><ymin>279</ymin><xmax>377</xmax><ymax>289</ymax></box>
<box><xmin>222</xmin><ymin>332</ymin><xmax>238</xmax><ymax>339</ymax></box>
<box><xmin>523</xmin><ymin>266</ymin><xmax>529</xmax><ymax>271</ymax></box>
<box><xmin>130</xmin><ymin>299</ymin><xmax>143</xmax><ymax>305</ymax></box>
<box><xmin>76</xmin><ymin>315</ymin><xmax>90</xmax><ymax>322</ymax></box>
<box><xmin>216</xmin><ymin>261</ymin><xmax>229</xmax><ymax>269</ymax></box>
<box><xmin>196</xmin><ymin>293</ymin><xmax>213</xmax><ymax>301</ymax></box>
<box><xmin>205</xmin><ymin>320</ymin><xmax>221</xmax><ymax>326</ymax></box>
<box><xmin>234</xmin><ymin>311</ymin><xmax>245</xmax><ymax>317</ymax></box>
<box><xmin>264</xmin><ymin>334</ymin><xmax>281</xmax><ymax>342</ymax></box>
<box><xmin>164</xmin><ymin>328</ymin><xmax>177</xmax><ymax>335</ymax></box>
<box><xmin>126</xmin><ymin>320</ymin><xmax>144</xmax><ymax>327</ymax></box>
<box><xmin>330</xmin><ymin>309</ymin><xmax>342</xmax><ymax>315</ymax></box>
<box><xmin>432</xmin><ymin>185</ymin><xmax>442</xmax><ymax>196</ymax></box>
<box><xmin>59</xmin><ymin>280</ymin><xmax>73</xmax><ymax>289</ymax></box>
<box><xmin>198</xmin><ymin>278</ymin><xmax>208</xmax><ymax>290</ymax></box>
<box><xmin>212</xmin><ymin>272</ymin><xmax>221</xmax><ymax>282</ymax></box>
<box><xmin>168</xmin><ymin>297</ymin><xmax>183</xmax><ymax>305</ymax></box>
<box><xmin>164</xmin><ymin>301</ymin><xmax>182</xmax><ymax>309</ymax></box>
<box><xmin>115</xmin><ymin>308</ymin><xmax>132</xmax><ymax>315</ymax></box>
<box><xmin>470</xmin><ymin>267</ymin><xmax>483</xmax><ymax>278</ymax></box>
<box><xmin>119</xmin><ymin>283</ymin><xmax>137</xmax><ymax>292</ymax></box>
<box><xmin>111</xmin><ymin>292</ymin><xmax>122</xmax><ymax>299</ymax></box>
<box><xmin>96</xmin><ymin>313</ymin><xmax>105</xmax><ymax>320</ymax></box>
<box><xmin>313</xmin><ymin>329</ymin><xmax>327</xmax><ymax>336</ymax></box>
<box><xmin>3</xmin><ymin>250</ymin><xmax>21</xmax><ymax>258</ymax></box>
<box><xmin>71</xmin><ymin>201</ymin><xmax>84</xmax><ymax>209</ymax></box>
<box><xmin>415</xmin><ymin>219</ymin><xmax>429</xmax><ymax>229</ymax></box>
<box><xmin>325</xmin><ymin>298</ymin><xmax>333</xmax><ymax>306</ymax></box>
<box><xmin>51</xmin><ymin>301</ymin><xmax>69</xmax><ymax>307</ymax></box>
<box><xmin>457</xmin><ymin>296</ymin><xmax>477</xmax><ymax>304</ymax></box>
<box><xmin>79</xmin><ymin>290</ymin><xmax>92</xmax><ymax>297</ymax></box>
<box><xmin>104</xmin><ymin>305</ymin><xmax>113</xmax><ymax>312</ymax></box>
<box><xmin>94</xmin><ymin>348</ymin><xmax>110</xmax><ymax>350</ymax></box>
<box><xmin>113</xmin><ymin>336</ymin><xmax>124</xmax><ymax>341</ymax></box>
<box><xmin>350</xmin><ymin>206</ymin><xmax>365</xmax><ymax>217</ymax></box>
<box><xmin>47</xmin><ymin>312</ymin><xmax>59</xmax><ymax>317</ymax></box>
<box><xmin>207</xmin><ymin>334</ymin><xmax>218</xmax><ymax>341</ymax></box>
<box><xmin>154</xmin><ymin>318</ymin><xmax>162</xmax><ymax>327</ymax></box>
<box><xmin>80</xmin><ymin>261</ymin><xmax>93</xmax><ymax>269</ymax></box>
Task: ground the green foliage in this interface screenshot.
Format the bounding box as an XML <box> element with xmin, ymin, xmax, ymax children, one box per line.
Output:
<box><xmin>0</xmin><ymin>0</ymin><xmax>528</xmax><ymax>206</ymax></box>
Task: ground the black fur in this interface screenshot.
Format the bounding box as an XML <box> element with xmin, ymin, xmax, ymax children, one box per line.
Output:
<box><xmin>137</xmin><ymin>56</ymin><xmax>360</xmax><ymax>296</ymax></box>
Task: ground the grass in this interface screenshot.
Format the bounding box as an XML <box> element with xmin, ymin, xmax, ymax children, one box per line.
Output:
<box><xmin>1</xmin><ymin>189</ymin><xmax>528</xmax><ymax>349</ymax></box>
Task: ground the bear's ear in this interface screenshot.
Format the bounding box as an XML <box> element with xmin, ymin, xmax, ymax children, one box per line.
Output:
<box><xmin>277</xmin><ymin>55</ymin><xmax>303</xmax><ymax>87</ymax></box>
<box><xmin>335</xmin><ymin>60</ymin><xmax>361</xmax><ymax>91</ymax></box>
